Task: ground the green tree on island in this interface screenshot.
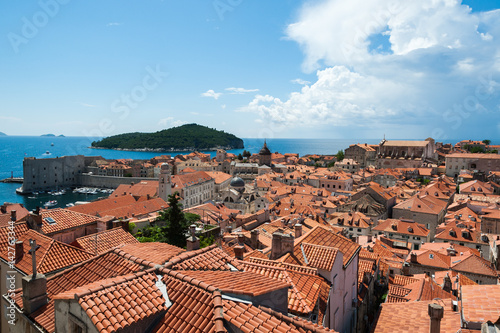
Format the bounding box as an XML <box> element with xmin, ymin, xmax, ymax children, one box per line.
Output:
<box><xmin>483</xmin><ymin>139</ymin><xmax>491</xmax><ymax>145</ymax></box>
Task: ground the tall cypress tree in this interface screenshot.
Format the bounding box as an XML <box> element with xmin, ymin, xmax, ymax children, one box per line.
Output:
<box><xmin>161</xmin><ymin>192</ymin><xmax>189</xmax><ymax>248</ymax></box>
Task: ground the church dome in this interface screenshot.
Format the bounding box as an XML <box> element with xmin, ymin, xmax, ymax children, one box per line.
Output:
<box><xmin>230</xmin><ymin>177</ymin><xmax>245</xmax><ymax>188</ymax></box>
<box><xmin>259</xmin><ymin>141</ymin><xmax>271</xmax><ymax>155</ymax></box>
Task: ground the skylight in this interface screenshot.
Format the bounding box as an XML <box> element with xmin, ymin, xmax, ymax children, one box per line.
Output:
<box><xmin>43</xmin><ymin>217</ymin><xmax>56</xmax><ymax>225</ymax></box>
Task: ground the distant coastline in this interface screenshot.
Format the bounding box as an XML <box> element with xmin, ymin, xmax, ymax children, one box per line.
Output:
<box><xmin>88</xmin><ymin>145</ymin><xmax>240</xmax><ymax>153</ymax></box>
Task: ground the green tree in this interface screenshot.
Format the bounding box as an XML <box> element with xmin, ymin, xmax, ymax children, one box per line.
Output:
<box><xmin>160</xmin><ymin>192</ymin><xmax>190</xmax><ymax>248</ymax></box>
<box><xmin>242</xmin><ymin>150</ymin><xmax>251</xmax><ymax>158</ymax></box>
<box><xmin>237</xmin><ymin>153</ymin><xmax>243</xmax><ymax>160</ymax></box>
<box><xmin>336</xmin><ymin>150</ymin><xmax>344</xmax><ymax>162</ymax></box>
<box><xmin>483</xmin><ymin>139</ymin><xmax>491</xmax><ymax>145</ymax></box>
<box><xmin>199</xmin><ymin>234</ymin><xmax>215</xmax><ymax>248</ymax></box>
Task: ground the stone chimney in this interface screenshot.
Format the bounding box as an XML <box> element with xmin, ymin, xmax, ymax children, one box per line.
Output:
<box><xmin>295</xmin><ymin>224</ymin><xmax>302</xmax><ymax>238</ymax></box>
<box><xmin>234</xmin><ymin>245</ymin><xmax>245</xmax><ymax>260</ymax></box>
<box><xmin>15</xmin><ymin>241</ymin><xmax>23</xmax><ymax>263</ymax></box>
<box><xmin>271</xmin><ymin>232</ymin><xmax>294</xmax><ymax>260</ymax></box>
<box><xmin>410</xmin><ymin>252</ymin><xmax>418</xmax><ymax>263</ymax></box>
<box><xmin>251</xmin><ymin>230</ymin><xmax>259</xmax><ymax>249</ymax></box>
<box><xmin>237</xmin><ymin>233</ymin><xmax>245</xmax><ymax>245</ymax></box>
<box><xmin>121</xmin><ymin>220</ymin><xmax>130</xmax><ymax>232</ymax></box>
<box><xmin>428</xmin><ymin>303</ymin><xmax>444</xmax><ymax>333</ymax></box>
<box><xmin>226</xmin><ymin>226</ymin><xmax>232</xmax><ymax>234</ymax></box>
<box><xmin>22</xmin><ymin>274</ymin><xmax>48</xmax><ymax>315</ymax></box>
<box><xmin>186</xmin><ymin>225</ymin><xmax>200</xmax><ymax>251</ymax></box>
<box><xmin>10</xmin><ymin>210</ymin><xmax>16</xmax><ymax>222</ymax></box>
<box><xmin>442</xmin><ymin>274</ymin><xmax>452</xmax><ymax>293</ymax></box>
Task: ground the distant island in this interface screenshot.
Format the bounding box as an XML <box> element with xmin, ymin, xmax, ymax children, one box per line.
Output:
<box><xmin>0</xmin><ymin>132</ymin><xmax>6</xmax><ymax>136</ymax></box>
<box><xmin>91</xmin><ymin>123</ymin><xmax>244</xmax><ymax>151</ymax></box>
<box><xmin>41</xmin><ymin>134</ymin><xmax>65</xmax><ymax>137</ymax></box>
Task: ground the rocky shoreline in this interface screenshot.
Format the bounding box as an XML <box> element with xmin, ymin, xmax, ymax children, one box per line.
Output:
<box><xmin>88</xmin><ymin>145</ymin><xmax>240</xmax><ymax>152</ymax></box>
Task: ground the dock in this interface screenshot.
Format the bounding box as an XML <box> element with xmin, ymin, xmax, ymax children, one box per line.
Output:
<box><xmin>0</xmin><ymin>177</ymin><xmax>24</xmax><ymax>183</ymax></box>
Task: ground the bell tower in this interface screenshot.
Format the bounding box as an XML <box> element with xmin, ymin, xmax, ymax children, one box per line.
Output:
<box><xmin>158</xmin><ymin>163</ymin><xmax>172</xmax><ymax>201</ymax></box>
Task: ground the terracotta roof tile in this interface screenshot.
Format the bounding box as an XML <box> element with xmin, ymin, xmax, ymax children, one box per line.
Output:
<box><xmin>287</xmin><ymin>226</ymin><xmax>360</xmax><ymax>268</ymax></box>
<box><xmin>37</xmin><ymin>208</ymin><xmax>99</xmax><ymax>234</ymax></box>
<box><xmin>167</xmin><ymin>244</ymin><xmax>243</xmax><ymax>271</ymax></box>
<box><xmin>68</xmin><ymin>195</ymin><xmax>137</xmax><ymax>216</ymax></box>
<box><xmin>301</xmin><ymin>243</ymin><xmax>338</xmax><ymax>271</ymax></box>
<box><xmin>116</xmin><ymin>242</ymin><xmax>185</xmax><ymax>266</ymax></box>
<box><xmin>54</xmin><ymin>271</ymin><xmax>166</xmax><ymax>333</ymax></box>
<box><xmin>74</xmin><ymin>227</ymin><xmax>139</xmax><ymax>255</ymax></box>
<box><xmin>461</xmin><ymin>285</ymin><xmax>500</xmax><ymax>324</ymax></box>
<box><xmin>372</xmin><ymin>299</ymin><xmax>461</xmax><ymax>333</ymax></box>
<box><xmin>175</xmin><ymin>270</ymin><xmax>290</xmax><ymax>297</ymax></box>
<box><xmin>0</xmin><ymin>229</ymin><xmax>93</xmax><ymax>275</ymax></box>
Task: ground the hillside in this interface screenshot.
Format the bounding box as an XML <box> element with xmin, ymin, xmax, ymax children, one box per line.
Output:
<box><xmin>91</xmin><ymin>124</ymin><xmax>244</xmax><ymax>151</ymax></box>
<box><xmin>0</xmin><ymin>132</ymin><xmax>6</xmax><ymax>136</ymax></box>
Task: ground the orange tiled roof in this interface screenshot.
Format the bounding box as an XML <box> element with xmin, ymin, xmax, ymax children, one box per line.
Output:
<box><xmin>166</xmin><ymin>245</ymin><xmax>244</xmax><ymax>271</ymax></box>
<box><xmin>372</xmin><ymin>299</ymin><xmax>461</xmax><ymax>333</ymax></box>
<box><xmin>373</xmin><ymin>218</ymin><xmax>430</xmax><ymax>237</ymax></box>
<box><xmin>176</xmin><ymin>270</ymin><xmax>290</xmax><ymax>297</ymax></box>
<box><xmin>0</xmin><ymin>222</ymin><xmax>29</xmax><ymax>251</ymax></box>
<box><xmin>117</xmin><ymin>242</ymin><xmax>185</xmax><ymax>266</ymax></box>
<box><xmin>14</xmin><ymin>249</ymin><xmax>146</xmax><ymax>332</ymax></box>
<box><xmin>301</xmin><ymin>243</ymin><xmax>338</xmax><ymax>271</ymax></box>
<box><xmin>289</xmin><ymin>225</ymin><xmax>360</xmax><ymax>268</ymax></box>
<box><xmin>0</xmin><ymin>229</ymin><xmax>93</xmax><ymax>275</ymax></box>
<box><xmin>74</xmin><ymin>227</ymin><xmax>139</xmax><ymax>255</ymax></box>
<box><xmin>98</xmin><ymin>197</ymin><xmax>168</xmax><ymax>220</ymax></box>
<box><xmin>39</xmin><ymin>208</ymin><xmax>99</xmax><ymax>234</ymax></box>
<box><xmin>54</xmin><ymin>271</ymin><xmax>166</xmax><ymax>333</ymax></box>
<box><xmin>111</xmin><ymin>181</ymin><xmax>159</xmax><ymax>198</ymax></box>
<box><xmin>461</xmin><ymin>285</ymin><xmax>500</xmax><ymax>324</ymax></box>
<box><xmin>68</xmin><ymin>195</ymin><xmax>137</xmax><ymax>216</ymax></box>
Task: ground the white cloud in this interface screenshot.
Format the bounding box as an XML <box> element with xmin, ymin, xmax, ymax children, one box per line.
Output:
<box><xmin>221</xmin><ymin>104</ymin><xmax>226</xmax><ymax>109</ymax></box>
<box><xmin>190</xmin><ymin>112</ymin><xmax>199</xmax><ymax>115</ymax></box>
<box><xmin>244</xmin><ymin>0</ymin><xmax>500</xmax><ymax>138</ymax></box>
<box><xmin>225</xmin><ymin>87</ymin><xmax>259</xmax><ymax>94</ymax></box>
<box><xmin>80</xmin><ymin>102</ymin><xmax>97</xmax><ymax>108</ymax></box>
<box><xmin>0</xmin><ymin>116</ymin><xmax>21</xmax><ymax>122</ymax></box>
<box><xmin>291</xmin><ymin>78</ymin><xmax>311</xmax><ymax>85</ymax></box>
<box><xmin>201</xmin><ymin>89</ymin><xmax>222</xmax><ymax>99</ymax></box>
<box><xmin>107</xmin><ymin>22</ymin><xmax>122</xmax><ymax>27</ymax></box>
<box><xmin>158</xmin><ymin>117</ymin><xmax>186</xmax><ymax>128</ymax></box>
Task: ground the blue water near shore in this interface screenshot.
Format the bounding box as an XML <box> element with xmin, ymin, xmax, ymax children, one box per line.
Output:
<box><xmin>0</xmin><ymin>136</ymin><xmax>492</xmax><ymax>210</ymax></box>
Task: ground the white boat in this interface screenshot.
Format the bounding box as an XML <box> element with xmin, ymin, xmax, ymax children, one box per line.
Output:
<box><xmin>44</xmin><ymin>200</ymin><xmax>57</xmax><ymax>207</ymax></box>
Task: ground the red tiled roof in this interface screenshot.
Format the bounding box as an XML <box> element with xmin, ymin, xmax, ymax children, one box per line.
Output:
<box><xmin>372</xmin><ymin>299</ymin><xmax>461</xmax><ymax>333</ymax></box>
<box><xmin>167</xmin><ymin>245</ymin><xmax>243</xmax><ymax>271</ymax></box>
<box><xmin>54</xmin><ymin>271</ymin><xmax>166</xmax><ymax>333</ymax></box>
<box><xmin>15</xmin><ymin>250</ymin><xmax>146</xmax><ymax>332</ymax></box>
<box><xmin>98</xmin><ymin>197</ymin><xmax>168</xmax><ymax>220</ymax></box>
<box><xmin>116</xmin><ymin>242</ymin><xmax>185</xmax><ymax>266</ymax></box>
<box><xmin>461</xmin><ymin>285</ymin><xmax>500</xmax><ymax>324</ymax></box>
<box><xmin>176</xmin><ymin>270</ymin><xmax>290</xmax><ymax>297</ymax></box>
<box><xmin>301</xmin><ymin>243</ymin><xmax>338</xmax><ymax>271</ymax></box>
<box><xmin>74</xmin><ymin>227</ymin><xmax>139</xmax><ymax>255</ymax></box>
<box><xmin>39</xmin><ymin>208</ymin><xmax>99</xmax><ymax>234</ymax></box>
<box><xmin>111</xmin><ymin>181</ymin><xmax>159</xmax><ymax>198</ymax></box>
<box><xmin>0</xmin><ymin>229</ymin><xmax>93</xmax><ymax>275</ymax></box>
<box><xmin>68</xmin><ymin>195</ymin><xmax>137</xmax><ymax>216</ymax></box>
<box><xmin>288</xmin><ymin>226</ymin><xmax>360</xmax><ymax>268</ymax></box>
<box><xmin>373</xmin><ymin>219</ymin><xmax>430</xmax><ymax>237</ymax></box>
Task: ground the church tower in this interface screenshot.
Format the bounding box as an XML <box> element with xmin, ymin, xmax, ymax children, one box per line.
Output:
<box><xmin>158</xmin><ymin>163</ymin><xmax>172</xmax><ymax>201</ymax></box>
<box><xmin>258</xmin><ymin>140</ymin><xmax>272</xmax><ymax>166</ymax></box>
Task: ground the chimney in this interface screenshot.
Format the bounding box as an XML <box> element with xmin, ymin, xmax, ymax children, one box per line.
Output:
<box><xmin>15</xmin><ymin>241</ymin><xmax>23</xmax><ymax>263</ymax></box>
<box><xmin>271</xmin><ymin>232</ymin><xmax>294</xmax><ymax>260</ymax></box>
<box><xmin>121</xmin><ymin>220</ymin><xmax>130</xmax><ymax>233</ymax></box>
<box><xmin>251</xmin><ymin>230</ymin><xmax>259</xmax><ymax>249</ymax></box>
<box><xmin>226</xmin><ymin>226</ymin><xmax>232</xmax><ymax>234</ymax></box>
<box><xmin>34</xmin><ymin>206</ymin><xmax>40</xmax><ymax>215</ymax></box>
<box><xmin>410</xmin><ymin>252</ymin><xmax>418</xmax><ymax>263</ymax></box>
<box><xmin>186</xmin><ymin>225</ymin><xmax>200</xmax><ymax>251</ymax></box>
<box><xmin>428</xmin><ymin>303</ymin><xmax>444</xmax><ymax>333</ymax></box>
<box><xmin>295</xmin><ymin>224</ymin><xmax>303</xmax><ymax>238</ymax></box>
<box><xmin>234</xmin><ymin>245</ymin><xmax>245</xmax><ymax>260</ymax></box>
<box><xmin>11</xmin><ymin>210</ymin><xmax>16</xmax><ymax>222</ymax></box>
<box><xmin>22</xmin><ymin>274</ymin><xmax>48</xmax><ymax>315</ymax></box>
<box><xmin>442</xmin><ymin>274</ymin><xmax>452</xmax><ymax>293</ymax></box>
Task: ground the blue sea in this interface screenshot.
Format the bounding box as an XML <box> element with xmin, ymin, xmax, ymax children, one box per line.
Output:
<box><xmin>0</xmin><ymin>136</ymin><xmax>485</xmax><ymax>210</ymax></box>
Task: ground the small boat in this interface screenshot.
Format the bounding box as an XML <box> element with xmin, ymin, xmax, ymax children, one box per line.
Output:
<box><xmin>66</xmin><ymin>203</ymin><xmax>75</xmax><ymax>207</ymax></box>
<box><xmin>51</xmin><ymin>143</ymin><xmax>54</xmax><ymax>146</ymax></box>
<box><xmin>43</xmin><ymin>200</ymin><xmax>57</xmax><ymax>207</ymax></box>
<box><xmin>43</xmin><ymin>151</ymin><xmax>51</xmax><ymax>155</ymax></box>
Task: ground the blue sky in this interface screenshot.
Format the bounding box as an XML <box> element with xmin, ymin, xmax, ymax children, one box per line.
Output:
<box><xmin>0</xmin><ymin>0</ymin><xmax>499</xmax><ymax>141</ymax></box>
